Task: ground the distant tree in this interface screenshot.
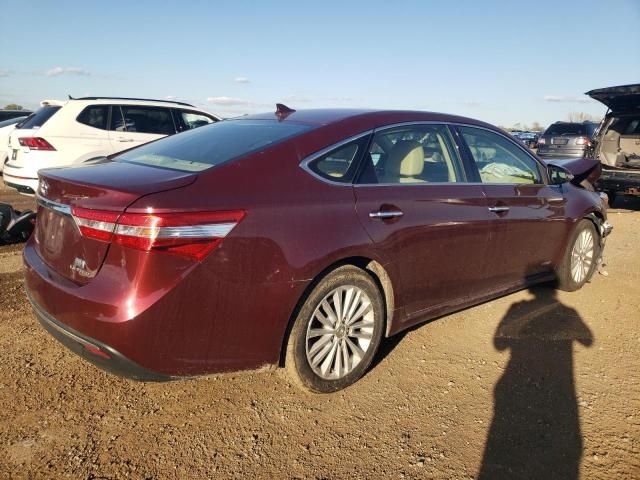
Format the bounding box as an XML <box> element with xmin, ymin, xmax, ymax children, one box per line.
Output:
<box><xmin>567</xmin><ymin>112</ymin><xmax>599</xmax><ymax>122</ymax></box>
<box><xmin>530</xmin><ymin>121</ymin><xmax>543</xmax><ymax>132</ymax></box>
<box><xmin>3</xmin><ymin>103</ymin><xmax>24</xmax><ymax>110</ymax></box>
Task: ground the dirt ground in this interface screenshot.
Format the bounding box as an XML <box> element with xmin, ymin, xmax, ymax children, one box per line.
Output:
<box><xmin>0</xmin><ymin>182</ymin><xmax>638</xmax><ymax>479</ymax></box>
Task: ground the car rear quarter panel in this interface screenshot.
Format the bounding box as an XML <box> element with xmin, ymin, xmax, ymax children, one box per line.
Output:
<box><xmin>87</xmin><ymin>134</ymin><xmax>388</xmax><ymax>375</ymax></box>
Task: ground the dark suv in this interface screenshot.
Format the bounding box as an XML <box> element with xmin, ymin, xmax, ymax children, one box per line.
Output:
<box><xmin>537</xmin><ymin>121</ymin><xmax>598</xmax><ymax>158</ymax></box>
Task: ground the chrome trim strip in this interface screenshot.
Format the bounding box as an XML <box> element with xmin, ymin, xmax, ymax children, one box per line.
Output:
<box><xmin>299</xmin><ymin>130</ymin><xmax>373</xmax><ymax>187</ymax></box>
<box><xmin>488</xmin><ymin>206</ymin><xmax>510</xmax><ymax>213</ymax></box>
<box><xmin>369</xmin><ymin>211</ymin><xmax>404</xmax><ymax>219</ymax></box>
<box><xmin>114</xmin><ymin>223</ymin><xmax>237</xmax><ymax>239</ymax></box>
<box><xmin>35</xmin><ymin>194</ymin><xmax>72</xmax><ymax>216</ymax></box>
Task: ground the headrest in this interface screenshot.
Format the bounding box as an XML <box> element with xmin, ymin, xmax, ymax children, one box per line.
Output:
<box><xmin>388</xmin><ymin>140</ymin><xmax>424</xmax><ymax>177</ymax></box>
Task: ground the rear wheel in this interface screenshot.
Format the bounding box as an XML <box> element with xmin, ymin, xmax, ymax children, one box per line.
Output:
<box><xmin>606</xmin><ymin>190</ymin><xmax>617</xmax><ymax>207</ymax></box>
<box><xmin>556</xmin><ymin>219</ymin><xmax>600</xmax><ymax>291</ymax></box>
<box><xmin>285</xmin><ymin>265</ymin><xmax>384</xmax><ymax>393</ymax></box>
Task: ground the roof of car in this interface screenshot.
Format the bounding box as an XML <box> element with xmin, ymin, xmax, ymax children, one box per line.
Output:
<box><xmin>73</xmin><ymin>96</ymin><xmax>195</xmax><ymax>107</ymax></box>
<box><xmin>239</xmin><ymin>108</ymin><xmax>498</xmax><ymax>131</ymax></box>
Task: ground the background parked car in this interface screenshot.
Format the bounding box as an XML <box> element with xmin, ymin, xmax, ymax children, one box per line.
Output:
<box><xmin>586</xmin><ymin>83</ymin><xmax>640</xmax><ymax>204</ymax></box>
<box><xmin>2</xmin><ymin>97</ymin><xmax>219</xmax><ymax>195</ymax></box>
<box><xmin>0</xmin><ymin>109</ymin><xmax>33</xmax><ymax>122</ymax></box>
<box><xmin>537</xmin><ymin>121</ymin><xmax>598</xmax><ymax>158</ymax></box>
<box><xmin>512</xmin><ymin>131</ymin><xmax>540</xmax><ymax>149</ymax></box>
<box><xmin>0</xmin><ymin>115</ymin><xmax>29</xmax><ymax>174</ymax></box>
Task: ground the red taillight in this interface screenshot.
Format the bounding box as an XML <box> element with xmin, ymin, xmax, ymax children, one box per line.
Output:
<box><xmin>575</xmin><ymin>136</ymin><xmax>591</xmax><ymax>146</ymax></box>
<box><xmin>538</xmin><ymin>138</ymin><xmax>546</xmax><ymax>145</ymax></box>
<box><xmin>71</xmin><ymin>208</ymin><xmax>245</xmax><ymax>261</ymax></box>
<box><xmin>18</xmin><ymin>137</ymin><xmax>56</xmax><ymax>150</ymax></box>
<box><xmin>71</xmin><ymin>207</ymin><xmax>119</xmax><ymax>242</ymax></box>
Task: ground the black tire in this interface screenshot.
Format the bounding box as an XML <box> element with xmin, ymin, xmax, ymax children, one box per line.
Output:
<box><xmin>555</xmin><ymin>219</ymin><xmax>600</xmax><ymax>292</ymax></box>
<box><xmin>606</xmin><ymin>190</ymin><xmax>617</xmax><ymax>207</ymax></box>
<box><xmin>284</xmin><ymin>265</ymin><xmax>385</xmax><ymax>393</ymax></box>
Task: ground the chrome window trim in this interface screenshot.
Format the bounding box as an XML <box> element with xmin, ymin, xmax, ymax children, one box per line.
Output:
<box><xmin>36</xmin><ymin>194</ymin><xmax>72</xmax><ymax>216</ymax></box>
<box><xmin>299</xmin><ymin>130</ymin><xmax>373</xmax><ymax>187</ymax></box>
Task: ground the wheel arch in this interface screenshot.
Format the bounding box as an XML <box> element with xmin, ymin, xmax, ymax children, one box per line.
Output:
<box><xmin>278</xmin><ymin>256</ymin><xmax>396</xmax><ymax>367</ymax></box>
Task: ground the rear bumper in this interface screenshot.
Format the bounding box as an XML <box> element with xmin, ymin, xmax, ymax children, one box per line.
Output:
<box><xmin>2</xmin><ymin>168</ymin><xmax>38</xmax><ymax>195</ymax></box>
<box><xmin>597</xmin><ymin>169</ymin><xmax>640</xmax><ymax>196</ymax></box>
<box><xmin>27</xmin><ymin>289</ymin><xmax>173</xmax><ymax>381</ymax></box>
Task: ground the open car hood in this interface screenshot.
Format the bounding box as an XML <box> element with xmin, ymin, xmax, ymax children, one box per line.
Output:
<box><xmin>543</xmin><ymin>157</ymin><xmax>602</xmax><ymax>186</ymax></box>
<box><xmin>585</xmin><ymin>83</ymin><xmax>640</xmax><ymax>113</ymax></box>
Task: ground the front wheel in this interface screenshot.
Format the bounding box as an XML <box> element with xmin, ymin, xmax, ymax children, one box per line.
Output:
<box><xmin>284</xmin><ymin>265</ymin><xmax>385</xmax><ymax>393</ymax></box>
<box><xmin>556</xmin><ymin>219</ymin><xmax>600</xmax><ymax>291</ymax></box>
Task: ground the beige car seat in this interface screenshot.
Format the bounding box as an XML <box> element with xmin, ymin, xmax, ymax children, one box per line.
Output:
<box><xmin>381</xmin><ymin>140</ymin><xmax>425</xmax><ymax>183</ymax></box>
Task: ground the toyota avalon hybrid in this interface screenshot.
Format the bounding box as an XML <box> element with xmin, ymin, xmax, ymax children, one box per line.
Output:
<box><xmin>24</xmin><ymin>105</ymin><xmax>611</xmax><ymax>392</ymax></box>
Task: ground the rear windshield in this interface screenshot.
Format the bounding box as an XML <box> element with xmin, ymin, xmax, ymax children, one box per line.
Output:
<box><xmin>544</xmin><ymin>123</ymin><xmax>595</xmax><ymax>137</ymax></box>
<box><xmin>17</xmin><ymin>106</ymin><xmax>61</xmax><ymax>129</ymax></box>
<box><xmin>116</xmin><ymin>119</ymin><xmax>313</xmax><ymax>172</ymax></box>
<box><xmin>0</xmin><ymin>116</ymin><xmax>28</xmax><ymax>128</ymax></box>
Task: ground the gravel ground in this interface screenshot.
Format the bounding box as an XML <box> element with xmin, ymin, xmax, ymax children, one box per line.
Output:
<box><xmin>0</xmin><ymin>183</ymin><xmax>638</xmax><ymax>479</ymax></box>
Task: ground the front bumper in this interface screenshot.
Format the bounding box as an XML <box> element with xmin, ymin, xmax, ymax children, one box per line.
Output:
<box><xmin>27</xmin><ymin>289</ymin><xmax>172</xmax><ymax>381</ymax></box>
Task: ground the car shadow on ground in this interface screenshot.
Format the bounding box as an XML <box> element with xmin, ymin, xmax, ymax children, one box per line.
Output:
<box><xmin>477</xmin><ymin>285</ymin><xmax>593</xmax><ymax>480</ymax></box>
<box><xmin>372</xmin><ymin>284</ymin><xmax>594</xmax><ymax>480</ymax></box>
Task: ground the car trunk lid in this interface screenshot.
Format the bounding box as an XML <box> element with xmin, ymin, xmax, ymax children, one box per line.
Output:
<box><xmin>34</xmin><ymin>161</ymin><xmax>196</xmax><ymax>284</ymax></box>
<box><xmin>586</xmin><ymin>83</ymin><xmax>640</xmax><ymax>113</ymax></box>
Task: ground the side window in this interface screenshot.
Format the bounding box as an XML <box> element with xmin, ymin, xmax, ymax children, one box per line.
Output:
<box><xmin>308</xmin><ymin>141</ymin><xmax>361</xmax><ymax>183</ymax></box>
<box><xmin>177</xmin><ymin>110</ymin><xmax>215</xmax><ymax>131</ymax></box>
<box><xmin>357</xmin><ymin>124</ymin><xmax>461</xmax><ymax>184</ymax></box>
<box><xmin>460</xmin><ymin>126</ymin><xmax>542</xmax><ymax>184</ymax></box>
<box><xmin>76</xmin><ymin>105</ymin><xmax>108</xmax><ymax>130</ymax></box>
<box><xmin>118</xmin><ymin>106</ymin><xmax>176</xmax><ymax>135</ymax></box>
<box><xmin>110</xmin><ymin>106</ymin><xmax>126</xmax><ymax>132</ymax></box>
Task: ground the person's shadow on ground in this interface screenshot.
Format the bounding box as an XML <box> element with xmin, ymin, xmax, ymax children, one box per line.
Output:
<box><xmin>478</xmin><ymin>286</ymin><xmax>593</xmax><ymax>480</ymax></box>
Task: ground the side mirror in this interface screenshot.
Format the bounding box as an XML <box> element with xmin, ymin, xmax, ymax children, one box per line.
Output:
<box><xmin>547</xmin><ymin>163</ymin><xmax>574</xmax><ymax>185</ymax></box>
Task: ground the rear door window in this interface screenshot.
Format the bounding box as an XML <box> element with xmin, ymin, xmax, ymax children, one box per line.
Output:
<box><xmin>118</xmin><ymin>106</ymin><xmax>176</xmax><ymax>135</ymax></box>
<box><xmin>356</xmin><ymin>124</ymin><xmax>462</xmax><ymax>184</ymax></box>
<box><xmin>76</xmin><ymin>105</ymin><xmax>109</xmax><ymax>130</ymax></box>
<box><xmin>17</xmin><ymin>106</ymin><xmax>61</xmax><ymax>129</ymax></box>
<box><xmin>110</xmin><ymin>106</ymin><xmax>126</xmax><ymax>131</ymax></box>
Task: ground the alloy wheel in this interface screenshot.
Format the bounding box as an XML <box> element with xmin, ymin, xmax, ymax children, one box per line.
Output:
<box><xmin>570</xmin><ymin>229</ymin><xmax>595</xmax><ymax>283</ymax></box>
<box><xmin>305</xmin><ymin>285</ymin><xmax>375</xmax><ymax>380</ymax></box>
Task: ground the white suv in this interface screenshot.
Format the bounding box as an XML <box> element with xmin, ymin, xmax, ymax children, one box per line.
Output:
<box><xmin>3</xmin><ymin>97</ymin><xmax>219</xmax><ymax>195</ymax></box>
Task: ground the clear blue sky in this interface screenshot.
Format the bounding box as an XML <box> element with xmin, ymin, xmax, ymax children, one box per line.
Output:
<box><xmin>1</xmin><ymin>0</ymin><xmax>638</xmax><ymax>127</ymax></box>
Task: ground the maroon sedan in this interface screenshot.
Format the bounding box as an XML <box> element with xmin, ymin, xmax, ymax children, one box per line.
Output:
<box><xmin>24</xmin><ymin>106</ymin><xmax>611</xmax><ymax>392</ymax></box>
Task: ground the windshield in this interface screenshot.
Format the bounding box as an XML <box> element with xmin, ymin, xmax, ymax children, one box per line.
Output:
<box><xmin>116</xmin><ymin>119</ymin><xmax>313</xmax><ymax>172</ymax></box>
<box><xmin>17</xmin><ymin>106</ymin><xmax>61</xmax><ymax>129</ymax></box>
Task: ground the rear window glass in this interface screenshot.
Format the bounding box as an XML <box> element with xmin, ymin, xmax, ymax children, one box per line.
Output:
<box><xmin>17</xmin><ymin>106</ymin><xmax>61</xmax><ymax>129</ymax></box>
<box><xmin>116</xmin><ymin>119</ymin><xmax>313</xmax><ymax>172</ymax></box>
<box><xmin>543</xmin><ymin>123</ymin><xmax>596</xmax><ymax>136</ymax></box>
<box><xmin>0</xmin><ymin>116</ymin><xmax>28</xmax><ymax>128</ymax></box>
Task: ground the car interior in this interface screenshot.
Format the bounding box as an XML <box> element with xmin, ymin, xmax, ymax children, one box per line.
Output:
<box><xmin>461</xmin><ymin>129</ymin><xmax>538</xmax><ymax>184</ymax></box>
<box><xmin>359</xmin><ymin>126</ymin><xmax>459</xmax><ymax>184</ymax></box>
<box><xmin>598</xmin><ymin>115</ymin><xmax>640</xmax><ymax>168</ymax></box>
